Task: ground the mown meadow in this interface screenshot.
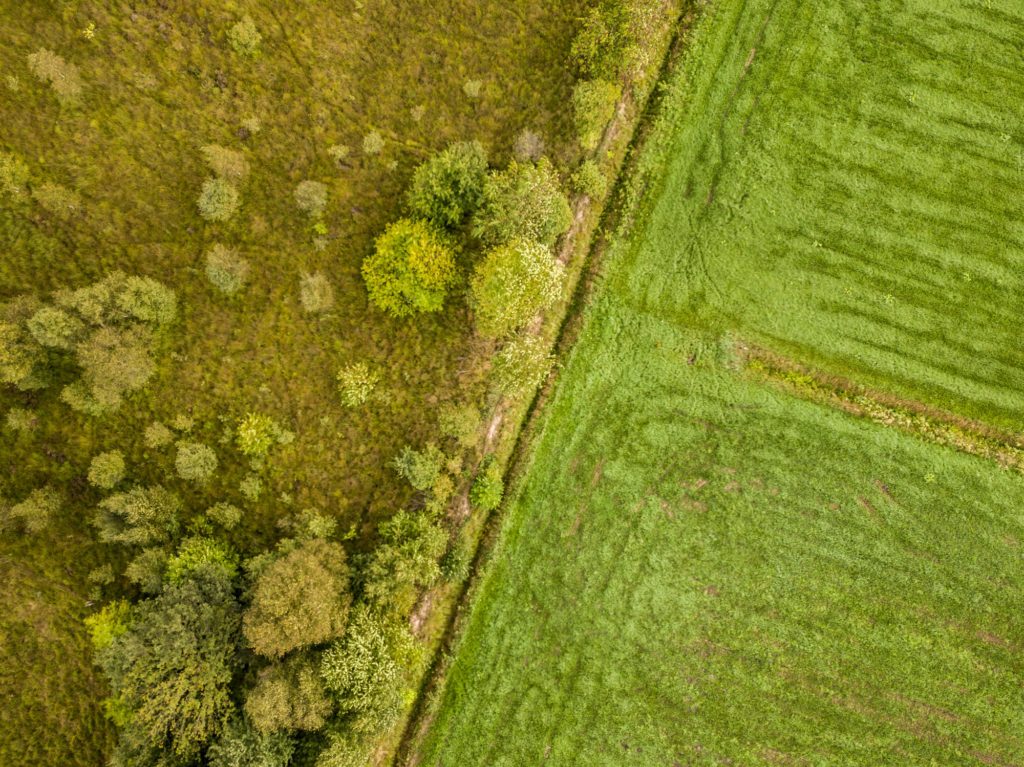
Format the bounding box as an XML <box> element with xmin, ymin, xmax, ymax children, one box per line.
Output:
<box><xmin>418</xmin><ymin>0</ymin><xmax>1024</xmax><ymax>764</ymax></box>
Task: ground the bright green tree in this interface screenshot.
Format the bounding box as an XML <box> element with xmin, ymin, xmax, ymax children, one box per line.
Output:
<box><xmin>362</xmin><ymin>218</ymin><xmax>457</xmax><ymax>318</ymax></box>
<box><xmin>469</xmin><ymin>239</ymin><xmax>564</xmax><ymax>338</ymax></box>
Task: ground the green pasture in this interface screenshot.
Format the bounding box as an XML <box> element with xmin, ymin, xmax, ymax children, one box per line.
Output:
<box><xmin>420</xmin><ymin>0</ymin><xmax>1024</xmax><ymax>764</ymax></box>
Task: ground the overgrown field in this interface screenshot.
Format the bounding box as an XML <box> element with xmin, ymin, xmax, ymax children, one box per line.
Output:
<box><xmin>0</xmin><ymin>1</ymin><xmax>586</xmax><ymax>764</ymax></box>
<box><xmin>418</xmin><ymin>0</ymin><xmax>1024</xmax><ymax>764</ymax></box>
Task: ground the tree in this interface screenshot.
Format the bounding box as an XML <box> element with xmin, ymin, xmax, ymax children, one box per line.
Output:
<box><xmin>227</xmin><ymin>16</ymin><xmax>262</xmax><ymax>56</ymax></box>
<box><xmin>236</xmin><ymin>413</ymin><xmax>291</xmax><ymax>458</ymax></box>
<box><xmin>245</xmin><ymin>654</ymin><xmax>333</xmax><ymax>733</ymax></box>
<box><xmin>469</xmin><ymin>239</ymin><xmax>564</xmax><ymax>339</ymax></box>
<box><xmin>198</xmin><ymin>178</ymin><xmax>240</xmax><ymax>222</ymax></box>
<box><xmin>437</xmin><ymin>402</ymin><xmax>481</xmax><ymax>448</ymax></box>
<box><xmin>94</xmin><ymin>485</ymin><xmax>181</xmax><ymax>546</ymax></box>
<box><xmin>175</xmin><ymin>440</ymin><xmax>218</xmax><ymax>483</ymax></box>
<box><xmin>406</xmin><ymin>141</ymin><xmax>488</xmax><ymax>229</ymax></box>
<box><xmin>362</xmin><ymin>218</ymin><xmax>458</xmax><ymax>318</ymax></box>
<box><xmin>66</xmin><ymin>325</ymin><xmax>156</xmax><ymax>414</ymax></box>
<box><xmin>88</xmin><ymin>450</ymin><xmax>126</xmax><ymax>489</ymax></box>
<box><xmin>166</xmin><ymin>536</ymin><xmax>238</xmax><ymax>584</ymax></box>
<box><xmin>243</xmin><ymin>538</ymin><xmax>352</xmax><ymax>658</ymax></box>
<box><xmin>96</xmin><ymin>567</ymin><xmax>241</xmax><ymax>764</ymax></box>
<box><xmin>3</xmin><ymin>485</ymin><xmax>61</xmax><ymax>533</ymax></box>
<box><xmin>571</xmin><ymin>159</ymin><xmax>608</xmax><ymax>199</ymax></box>
<box><xmin>472</xmin><ymin>158</ymin><xmax>572</xmax><ymax>247</ymax></box>
<box><xmin>0</xmin><ymin>297</ymin><xmax>47</xmax><ymax>390</ymax></box>
<box><xmin>320</xmin><ymin>605</ymin><xmax>414</xmax><ymax>734</ymax></box>
<box><xmin>207</xmin><ymin>717</ymin><xmax>294</xmax><ymax>767</ymax></box>
<box><xmin>362</xmin><ymin>511</ymin><xmax>446</xmax><ymax>616</ymax></box>
<box><xmin>26</xmin><ymin>305</ymin><xmax>84</xmax><ymax>349</ymax></box>
<box><xmin>391</xmin><ymin>443</ymin><xmax>444</xmax><ymax>492</ymax></box>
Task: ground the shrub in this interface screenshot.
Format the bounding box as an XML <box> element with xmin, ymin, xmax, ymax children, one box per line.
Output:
<box><xmin>437</xmin><ymin>402</ymin><xmax>481</xmax><ymax>448</ymax></box>
<box><xmin>198</xmin><ymin>177</ymin><xmax>240</xmax><ymax>222</ymax></box>
<box><xmin>472</xmin><ymin>159</ymin><xmax>572</xmax><ymax>247</ymax></box>
<box><xmin>440</xmin><ymin>539</ymin><xmax>472</xmax><ymax>582</ymax></box>
<box><xmin>362</xmin><ymin>218</ymin><xmax>457</xmax><ymax>317</ymax></box>
<box><xmin>207</xmin><ymin>502</ymin><xmax>243</xmax><ymax>530</ymax></box>
<box><xmin>5</xmin><ymin>407</ymin><xmax>37</xmax><ymax>433</ymax></box>
<box><xmin>300</xmin><ymin>272</ymin><xmax>335</xmax><ymax>313</ymax></box>
<box><xmin>0</xmin><ymin>151</ymin><xmax>29</xmax><ymax>197</ymax></box>
<box><xmin>406</xmin><ymin>140</ymin><xmax>488</xmax><ymax>229</ymax></box>
<box><xmin>240</xmin><ymin>474</ymin><xmax>263</xmax><ymax>502</ymax></box>
<box><xmin>26</xmin><ymin>48</ymin><xmax>83</xmax><ymax>102</ymax></box>
<box><xmin>571</xmin><ymin>159</ymin><xmax>608</xmax><ymax>199</ymax></box>
<box><xmin>512</xmin><ymin>129</ymin><xmax>545</xmax><ymax>163</ymax></box>
<box><xmin>362</xmin><ymin>511</ymin><xmax>447</xmax><ymax>615</ymax></box>
<box><xmin>228</xmin><ymin>16</ymin><xmax>262</xmax><ymax>56</ymax></box>
<box><xmin>207</xmin><ymin>718</ymin><xmax>295</xmax><ymax>767</ymax></box>
<box><xmin>470</xmin><ymin>458</ymin><xmax>504</xmax><ymax>512</ymax></box>
<box><xmin>33</xmin><ymin>182</ymin><xmax>80</xmax><ymax>218</ymax></box>
<box><xmin>314</xmin><ymin>732</ymin><xmax>373</xmax><ymax>767</ymax></box>
<box><xmin>245</xmin><ymin>655</ymin><xmax>332</xmax><ymax>733</ymax></box>
<box><xmin>470</xmin><ymin>239</ymin><xmax>564</xmax><ymax>339</ymax></box>
<box><xmin>294</xmin><ymin>180</ymin><xmax>328</xmax><ymax>217</ymax></box>
<box><xmin>117</xmin><ymin>275</ymin><xmax>179</xmax><ymax>324</ymax></box>
<box><xmin>202</xmin><ymin>145</ymin><xmax>250</xmax><ymax>182</ymax></box>
<box><xmin>492</xmin><ymin>334</ymin><xmax>552</xmax><ymax>396</ymax></box>
<box><xmin>362</xmin><ymin>131</ymin><xmax>384</xmax><ymax>155</ymax></box>
<box><xmin>463</xmin><ymin>79</ymin><xmax>483</xmax><ymax>99</ymax></box>
<box><xmin>5</xmin><ymin>486</ymin><xmax>61</xmax><ymax>533</ymax></box>
<box><xmin>573</xmin><ymin>79</ymin><xmax>620</xmax><ymax>151</ymax></box>
<box><xmin>144</xmin><ymin>421</ymin><xmax>173</xmax><ymax>449</ymax></box>
<box><xmin>94</xmin><ymin>568</ymin><xmax>240</xmax><ymax>764</ymax></box>
<box><xmin>175</xmin><ymin>440</ymin><xmax>218</xmax><ymax>483</ymax></box>
<box><xmin>336</xmin><ymin>363</ymin><xmax>379</xmax><ymax>407</ymax></box>
<box><xmin>67</xmin><ymin>326</ymin><xmax>157</xmax><ymax>414</ymax></box>
<box><xmin>0</xmin><ymin>299</ymin><xmax>47</xmax><ymax>391</ymax></box>
<box><xmin>242</xmin><ymin>538</ymin><xmax>351</xmax><ymax>658</ymax></box>
<box><xmin>94</xmin><ymin>485</ymin><xmax>181</xmax><ymax>546</ymax></box>
<box><xmin>88</xmin><ymin>450</ymin><xmax>126</xmax><ymax>489</ymax></box>
<box><xmin>206</xmin><ymin>244</ymin><xmax>251</xmax><ymax>295</ymax></box>
<box><xmin>166</xmin><ymin>536</ymin><xmax>238</xmax><ymax>583</ymax></box>
<box><xmin>320</xmin><ymin>605</ymin><xmax>413</xmax><ymax>732</ymax></box>
<box><xmin>392</xmin><ymin>443</ymin><xmax>444</xmax><ymax>492</ymax></box>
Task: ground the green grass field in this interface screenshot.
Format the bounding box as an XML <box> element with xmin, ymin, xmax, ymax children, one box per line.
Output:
<box><xmin>418</xmin><ymin>1</ymin><xmax>1024</xmax><ymax>764</ymax></box>
<box><xmin>0</xmin><ymin>2</ymin><xmax>585</xmax><ymax>763</ymax></box>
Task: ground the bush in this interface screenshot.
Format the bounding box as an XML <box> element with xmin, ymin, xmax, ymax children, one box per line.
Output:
<box><xmin>362</xmin><ymin>131</ymin><xmax>384</xmax><ymax>155</ymax></box>
<box><xmin>166</xmin><ymin>536</ymin><xmax>238</xmax><ymax>583</ymax></box>
<box><xmin>512</xmin><ymin>129</ymin><xmax>544</xmax><ymax>162</ymax></box>
<box><xmin>492</xmin><ymin>334</ymin><xmax>552</xmax><ymax>397</ymax></box>
<box><xmin>206</xmin><ymin>244</ymin><xmax>251</xmax><ymax>295</ymax></box>
<box><xmin>362</xmin><ymin>510</ymin><xmax>447</xmax><ymax>615</ymax></box>
<box><xmin>228</xmin><ymin>16</ymin><xmax>262</xmax><ymax>56</ymax></box>
<box><xmin>463</xmin><ymin>79</ymin><xmax>483</xmax><ymax>99</ymax></box>
<box><xmin>202</xmin><ymin>145</ymin><xmax>250</xmax><ymax>182</ymax></box>
<box><xmin>320</xmin><ymin>605</ymin><xmax>412</xmax><ymax>733</ymax></box>
<box><xmin>88</xmin><ymin>450</ymin><xmax>126</xmax><ymax>489</ymax></box>
<box><xmin>438</xmin><ymin>402</ymin><xmax>481</xmax><ymax>448</ymax></box>
<box><xmin>336</xmin><ymin>362</ymin><xmax>379</xmax><ymax>407</ymax></box>
<box><xmin>572</xmin><ymin>159</ymin><xmax>608</xmax><ymax>199</ymax></box>
<box><xmin>4</xmin><ymin>486</ymin><xmax>61</xmax><ymax>533</ymax></box>
<box><xmin>175</xmin><ymin>440</ymin><xmax>218</xmax><ymax>483</ymax></box>
<box><xmin>207</xmin><ymin>502</ymin><xmax>243</xmax><ymax>530</ymax></box>
<box><xmin>406</xmin><ymin>141</ymin><xmax>488</xmax><ymax>229</ymax></box>
<box><xmin>572</xmin><ymin>79</ymin><xmax>620</xmax><ymax>151</ymax></box>
<box><xmin>392</xmin><ymin>443</ymin><xmax>444</xmax><ymax>492</ymax></box>
<box><xmin>295</xmin><ymin>180</ymin><xmax>328</xmax><ymax>217</ymax></box>
<box><xmin>33</xmin><ymin>182</ymin><xmax>80</xmax><ymax>218</ymax></box>
<box><xmin>117</xmin><ymin>275</ymin><xmax>178</xmax><ymax>326</ymax></box>
<box><xmin>198</xmin><ymin>177</ymin><xmax>240</xmax><ymax>222</ymax></box>
<box><xmin>240</xmin><ymin>474</ymin><xmax>263</xmax><ymax>502</ymax></box>
<box><xmin>470</xmin><ymin>239</ymin><xmax>564</xmax><ymax>339</ymax></box>
<box><xmin>236</xmin><ymin>413</ymin><xmax>284</xmax><ymax>458</ymax></box>
<box><xmin>5</xmin><ymin>407</ymin><xmax>37</xmax><ymax>433</ymax></box>
<box><xmin>470</xmin><ymin>458</ymin><xmax>504</xmax><ymax>512</ymax></box>
<box><xmin>144</xmin><ymin>421</ymin><xmax>173</xmax><ymax>449</ymax></box>
<box><xmin>246</xmin><ymin>655</ymin><xmax>333</xmax><ymax>733</ymax></box>
<box><xmin>300</xmin><ymin>272</ymin><xmax>335</xmax><ymax>313</ymax></box>
<box><xmin>84</xmin><ymin>599</ymin><xmax>131</xmax><ymax>651</ymax></box>
<box><xmin>362</xmin><ymin>218</ymin><xmax>458</xmax><ymax>318</ymax></box>
<box><xmin>472</xmin><ymin>159</ymin><xmax>572</xmax><ymax>248</ymax></box>
<box><xmin>94</xmin><ymin>485</ymin><xmax>181</xmax><ymax>546</ymax></box>
<box><xmin>242</xmin><ymin>538</ymin><xmax>351</xmax><ymax>658</ymax></box>
<box><xmin>314</xmin><ymin>731</ymin><xmax>373</xmax><ymax>767</ymax></box>
<box><xmin>27</xmin><ymin>48</ymin><xmax>83</xmax><ymax>102</ymax></box>
<box><xmin>125</xmin><ymin>548</ymin><xmax>168</xmax><ymax>594</ymax></box>
<box><xmin>27</xmin><ymin>306</ymin><xmax>84</xmax><ymax>349</ymax></box>
<box><xmin>67</xmin><ymin>326</ymin><xmax>157</xmax><ymax>414</ymax></box>
<box><xmin>207</xmin><ymin>718</ymin><xmax>295</xmax><ymax>767</ymax></box>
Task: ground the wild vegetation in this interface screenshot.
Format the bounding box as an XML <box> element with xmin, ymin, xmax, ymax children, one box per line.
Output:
<box><xmin>416</xmin><ymin>0</ymin><xmax>1024</xmax><ymax>764</ymax></box>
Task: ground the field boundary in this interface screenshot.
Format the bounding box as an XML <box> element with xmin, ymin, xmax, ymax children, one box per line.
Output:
<box><xmin>390</xmin><ymin>3</ymin><xmax>710</xmax><ymax>764</ymax></box>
